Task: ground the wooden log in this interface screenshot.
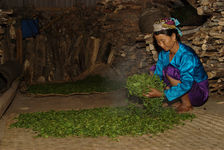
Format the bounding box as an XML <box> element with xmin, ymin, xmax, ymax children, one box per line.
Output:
<box><xmin>207</xmin><ymin>70</ymin><xmax>224</xmax><ymax>79</ymax></box>
<box><xmin>217</xmin><ymin>91</ymin><xmax>224</xmax><ymax>95</ymax></box>
<box><xmin>209</xmin><ymin>31</ymin><xmax>224</xmax><ymax>39</ymax></box>
<box><xmin>200</xmin><ymin>51</ymin><xmax>219</xmax><ymax>57</ymax></box>
<box><xmin>218</xmin><ymin>88</ymin><xmax>224</xmax><ymax>95</ymax></box>
<box><xmin>207</xmin><ymin>71</ymin><xmax>216</xmax><ymax>79</ymax></box>
<box><xmin>182</xmin><ymin>26</ymin><xmax>201</xmax><ymax>35</ymax></box>
<box><xmin>206</xmin><ymin>63</ymin><xmax>224</xmax><ymax>69</ymax></box>
<box><xmin>0</xmin><ymin>79</ymin><xmax>20</xmax><ymax>118</ymax></box>
<box><xmin>91</xmin><ymin>37</ymin><xmax>100</xmax><ymax>65</ymax></box>
<box><xmin>107</xmin><ymin>49</ymin><xmax>115</xmax><ymax>64</ymax></box>
<box><xmin>0</xmin><ymin>9</ymin><xmax>13</xmax><ymax>14</ymax></box>
<box><xmin>16</xmin><ymin>28</ymin><xmax>23</xmax><ymax>64</ymax></box>
<box><xmin>218</xmin><ymin>57</ymin><xmax>224</xmax><ymax>62</ymax></box>
<box><xmin>206</xmin><ymin>59</ymin><xmax>219</xmax><ymax>65</ymax></box>
<box><xmin>217</xmin><ymin>78</ymin><xmax>224</xmax><ymax>83</ymax></box>
<box><xmin>0</xmin><ymin>18</ymin><xmax>8</xmax><ymax>24</ymax></box>
<box><xmin>209</xmin><ymin>82</ymin><xmax>223</xmax><ymax>93</ymax></box>
<box><xmin>205</xmin><ymin>67</ymin><xmax>224</xmax><ymax>72</ymax></box>
<box><xmin>73</xmin><ymin>35</ymin><xmax>83</xmax><ymax>61</ymax></box>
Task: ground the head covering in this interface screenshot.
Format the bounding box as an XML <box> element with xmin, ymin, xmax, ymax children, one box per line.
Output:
<box><xmin>153</xmin><ymin>17</ymin><xmax>182</xmax><ymax>36</ymax></box>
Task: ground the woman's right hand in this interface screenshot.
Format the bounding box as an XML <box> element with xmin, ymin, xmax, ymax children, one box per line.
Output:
<box><xmin>143</xmin><ymin>88</ymin><xmax>163</xmax><ymax>98</ymax></box>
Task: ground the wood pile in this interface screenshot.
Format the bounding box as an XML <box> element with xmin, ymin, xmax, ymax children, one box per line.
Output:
<box><xmin>0</xmin><ymin>9</ymin><xmax>13</xmax><ymax>25</ymax></box>
<box><xmin>184</xmin><ymin>0</ymin><xmax>224</xmax><ymax>95</ymax></box>
<box><xmin>144</xmin><ymin>0</ymin><xmax>224</xmax><ymax>95</ymax></box>
<box><xmin>0</xmin><ymin>9</ymin><xmax>15</xmax><ymax>64</ymax></box>
<box><xmin>17</xmin><ymin>2</ymin><xmax>142</xmax><ymax>85</ymax></box>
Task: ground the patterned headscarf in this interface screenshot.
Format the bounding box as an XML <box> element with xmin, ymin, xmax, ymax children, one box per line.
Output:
<box><xmin>153</xmin><ymin>18</ymin><xmax>182</xmax><ymax>36</ymax></box>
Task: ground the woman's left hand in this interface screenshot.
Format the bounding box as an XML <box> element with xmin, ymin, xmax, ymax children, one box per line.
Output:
<box><xmin>143</xmin><ymin>88</ymin><xmax>163</xmax><ymax>98</ymax></box>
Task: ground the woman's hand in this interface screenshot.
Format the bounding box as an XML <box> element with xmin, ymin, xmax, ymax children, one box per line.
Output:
<box><xmin>143</xmin><ymin>88</ymin><xmax>163</xmax><ymax>98</ymax></box>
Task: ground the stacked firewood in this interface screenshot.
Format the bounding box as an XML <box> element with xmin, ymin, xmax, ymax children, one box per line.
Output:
<box><xmin>144</xmin><ymin>0</ymin><xmax>224</xmax><ymax>95</ymax></box>
<box><xmin>16</xmin><ymin>3</ymin><xmax>142</xmax><ymax>84</ymax></box>
<box><xmin>0</xmin><ymin>9</ymin><xmax>13</xmax><ymax>25</ymax></box>
<box><xmin>184</xmin><ymin>0</ymin><xmax>224</xmax><ymax>95</ymax></box>
<box><xmin>0</xmin><ymin>9</ymin><xmax>15</xmax><ymax>64</ymax></box>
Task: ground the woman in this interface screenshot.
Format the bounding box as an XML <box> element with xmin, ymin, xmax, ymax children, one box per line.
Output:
<box><xmin>145</xmin><ymin>18</ymin><xmax>209</xmax><ymax>113</ymax></box>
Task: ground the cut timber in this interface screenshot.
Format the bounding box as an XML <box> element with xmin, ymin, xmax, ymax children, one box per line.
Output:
<box><xmin>0</xmin><ymin>79</ymin><xmax>20</xmax><ymax>118</ymax></box>
<box><xmin>182</xmin><ymin>26</ymin><xmax>201</xmax><ymax>35</ymax></box>
<box><xmin>107</xmin><ymin>49</ymin><xmax>115</xmax><ymax>64</ymax></box>
<box><xmin>0</xmin><ymin>9</ymin><xmax>13</xmax><ymax>14</ymax></box>
<box><xmin>200</xmin><ymin>51</ymin><xmax>219</xmax><ymax>57</ymax></box>
<box><xmin>16</xmin><ymin>28</ymin><xmax>23</xmax><ymax>64</ymax></box>
<box><xmin>207</xmin><ymin>71</ymin><xmax>217</xmax><ymax>79</ymax></box>
<box><xmin>205</xmin><ymin>66</ymin><xmax>224</xmax><ymax>72</ymax></box>
<box><xmin>218</xmin><ymin>88</ymin><xmax>224</xmax><ymax>95</ymax></box>
<box><xmin>90</xmin><ymin>37</ymin><xmax>100</xmax><ymax>65</ymax></box>
<box><xmin>207</xmin><ymin>70</ymin><xmax>224</xmax><ymax>79</ymax></box>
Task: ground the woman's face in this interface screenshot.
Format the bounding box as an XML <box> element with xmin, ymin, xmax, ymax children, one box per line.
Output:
<box><xmin>154</xmin><ymin>33</ymin><xmax>176</xmax><ymax>51</ymax></box>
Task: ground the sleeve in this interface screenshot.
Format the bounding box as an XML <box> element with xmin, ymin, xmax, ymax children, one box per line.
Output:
<box><xmin>154</xmin><ymin>52</ymin><xmax>164</xmax><ymax>80</ymax></box>
<box><xmin>164</xmin><ymin>54</ymin><xmax>195</xmax><ymax>101</ymax></box>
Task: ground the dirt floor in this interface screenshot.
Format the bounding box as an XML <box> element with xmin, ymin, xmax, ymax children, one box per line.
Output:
<box><xmin>0</xmin><ymin>90</ymin><xmax>224</xmax><ymax>150</ymax></box>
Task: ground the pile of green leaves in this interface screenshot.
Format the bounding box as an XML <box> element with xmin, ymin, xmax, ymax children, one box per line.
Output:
<box><xmin>10</xmin><ymin>105</ymin><xmax>195</xmax><ymax>138</ymax></box>
<box><xmin>126</xmin><ymin>73</ymin><xmax>166</xmax><ymax>111</ymax></box>
<box><xmin>126</xmin><ymin>73</ymin><xmax>165</xmax><ymax>99</ymax></box>
<box><xmin>10</xmin><ymin>73</ymin><xmax>195</xmax><ymax>139</ymax></box>
<box><xmin>27</xmin><ymin>75</ymin><xmax>124</xmax><ymax>94</ymax></box>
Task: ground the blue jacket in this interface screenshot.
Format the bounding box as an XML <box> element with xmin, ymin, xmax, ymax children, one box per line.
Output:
<box><xmin>154</xmin><ymin>42</ymin><xmax>208</xmax><ymax>101</ymax></box>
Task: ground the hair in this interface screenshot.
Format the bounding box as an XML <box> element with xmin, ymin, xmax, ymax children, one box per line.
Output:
<box><xmin>153</xmin><ymin>29</ymin><xmax>181</xmax><ymax>53</ymax></box>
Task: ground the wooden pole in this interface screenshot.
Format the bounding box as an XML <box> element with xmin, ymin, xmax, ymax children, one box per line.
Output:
<box><xmin>91</xmin><ymin>37</ymin><xmax>100</xmax><ymax>65</ymax></box>
<box><xmin>16</xmin><ymin>28</ymin><xmax>23</xmax><ymax>64</ymax></box>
